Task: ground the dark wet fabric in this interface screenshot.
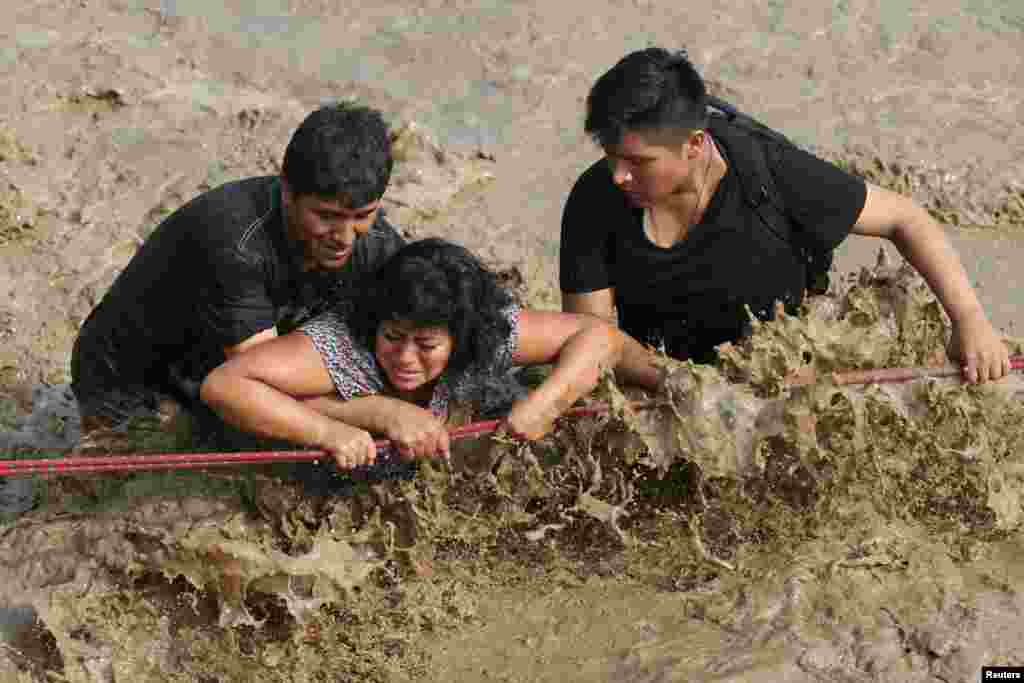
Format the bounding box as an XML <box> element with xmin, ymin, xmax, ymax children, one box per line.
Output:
<box><xmin>71</xmin><ymin>175</ymin><xmax>404</xmax><ymax>426</ymax></box>
<box><xmin>560</xmin><ymin>126</ymin><xmax>867</xmax><ymax>363</ymax></box>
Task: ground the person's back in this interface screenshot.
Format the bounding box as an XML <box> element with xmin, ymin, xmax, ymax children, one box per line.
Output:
<box><xmin>80</xmin><ymin>177</ymin><xmax>272</xmax><ymax>384</ymax></box>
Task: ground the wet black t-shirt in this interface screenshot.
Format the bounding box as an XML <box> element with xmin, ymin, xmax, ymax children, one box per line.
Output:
<box><xmin>74</xmin><ymin>176</ymin><xmax>405</xmax><ymax>398</ymax></box>
<box><xmin>560</xmin><ymin>135</ymin><xmax>867</xmax><ymax>362</ymax></box>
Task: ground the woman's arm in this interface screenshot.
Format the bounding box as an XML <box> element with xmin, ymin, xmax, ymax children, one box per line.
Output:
<box><xmin>851</xmin><ymin>183</ymin><xmax>1010</xmax><ymax>383</ymax></box>
<box><xmin>199</xmin><ymin>332</ymin><xmax>378</xmax><ymax>468</ymax></box>
<box><xmin>505</xmin><ymin>310</ymin><xmax>663</xmax><ymax>439</ymax></box>
<box><xmin>302</xmin><ymin>394</ymin><xmax>450</xmax><ymax>460</ymax></box>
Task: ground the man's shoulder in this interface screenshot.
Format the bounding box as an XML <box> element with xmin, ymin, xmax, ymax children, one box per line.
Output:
<box><xmin>573</xmin><ymin>158</ymin><xmax>613</xmax><ymax>191</ymax></box>
<box><xmin>178</xmin><ymin>176</ymin><xmax>283</xmax><ymax>264</ymax></box>
<box><xmin>185</xmin><ymin>176</ymin><xmax>276</xmax><ymax>214</ymax></box>
<box><xmin>367</xmin><ymin>212</ymin><xmax>405</xmax><ymax>241</ymax></box>
<box><xmin>565</xmin><ymin>158</ymin><xmax>625</xmax><ymax>214</ymax></box>
<box><xmin>355</xmin><ymin>212</ymin><xmax>406</xmax><ymax>259</ymax></box>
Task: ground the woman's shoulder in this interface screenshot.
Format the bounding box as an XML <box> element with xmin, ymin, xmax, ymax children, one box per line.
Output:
<box><xmin>300</xmin><ymin>309</ymin><xmax>355</xmax><ymax>341</ymax></box>
<box><xmin>300</xmin><ymin>310</ymin><xmax>385</xmax><ymax>399</ymax></box>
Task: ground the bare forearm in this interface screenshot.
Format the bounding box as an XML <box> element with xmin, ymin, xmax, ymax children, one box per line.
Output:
<box><xmin>612</xmin><ymin>331</ymin><xmax>666</xmax><ymax>390</ymax></box>
<box><xmin>200</xmin><ymin>373</ymin><xmax>334</xmax><ymax>447</ymax></box>
<box><xmin>515</xmin><ymin>323</ymin><xmax>623</xmax><ymax>428</ymax></box>
<box><xmin>302</xmin><ymin>395</ymin><xmax>411</xmax><ymax>435</ymax></box>
<box><xmin>890</xmin><ymin>211</ymin><xmax>986</xmax><ymax>325</ymax></box>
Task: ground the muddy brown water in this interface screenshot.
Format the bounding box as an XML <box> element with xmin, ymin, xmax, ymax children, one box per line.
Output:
<box><xmin>2</xmin><ymin>1</ymin><xmax>1024</xmax><ymax>681</ymax></box>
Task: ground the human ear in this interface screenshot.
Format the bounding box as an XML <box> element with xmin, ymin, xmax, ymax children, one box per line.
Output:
<box><xmin>686</xmin><ymin>130</ymin><xmax>706</xmax><ymax>159</ymax></box>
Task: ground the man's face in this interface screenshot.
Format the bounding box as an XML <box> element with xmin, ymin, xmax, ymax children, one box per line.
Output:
<box><xmin>603</xmin><ymin>129</ymin><xmax>702</xmax><ymax>207</ymax></box>
<box><xmin>282</xmin><ymin>181</ymin><xmax>381</xmax><ymax>271</ymax></box>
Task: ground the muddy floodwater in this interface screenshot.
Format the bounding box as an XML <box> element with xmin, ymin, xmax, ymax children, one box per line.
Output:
<box><xmin>3</xmin><ymin>1</ymin><xmax>1024</xmax><ymax>681</ymax></box>
<box><xmin>3</xmin><ymin>259</ymin><xmax>1024</xmax><ymax>682</ymax></box>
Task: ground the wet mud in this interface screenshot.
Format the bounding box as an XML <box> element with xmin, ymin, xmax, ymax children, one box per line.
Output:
<box><xmin>3</xmin><ymin>260</ymin><xmax>1024</xmax><ymax>682</ymax></box>
<box><xmin>3</xmin><ymin>0</ymin><xmax>1024</xmax><ymax>681</ymax></box>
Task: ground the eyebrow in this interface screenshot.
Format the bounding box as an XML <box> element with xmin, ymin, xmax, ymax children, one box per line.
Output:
<box><xmin>316</xmin><ymin>205</ymin><xmax>378</xmax><ymax>217</ymax></box>
<box><xmin>607</xmin><ymin>151</ymin><xmax>655</xmax><ymax>163</ymax></box>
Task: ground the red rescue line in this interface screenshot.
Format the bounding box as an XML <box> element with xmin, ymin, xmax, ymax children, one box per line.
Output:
<box><xmin>2</xmin><ymin>357</ymin><xmax>1022</xmax><ymax>477</ymax></box>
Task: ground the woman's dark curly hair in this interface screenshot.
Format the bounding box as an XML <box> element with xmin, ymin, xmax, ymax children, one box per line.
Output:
<box><xmin>348</xmin><ymin>238</ymin><xmax>514</xmax><ymax>376</ymax></box>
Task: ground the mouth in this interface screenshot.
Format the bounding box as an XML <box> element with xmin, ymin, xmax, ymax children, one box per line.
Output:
<box><xmin>392</xmin><ymin>370</ymin><xmax>420</xmax><ymax>383</ymax></box>
<box><xmin>321</xmin><ymin>245</ymin><xmax>351</xmax><ymax>262</ymax></box>
<box><xmin>388</xmin><ymin>366</ymin><xmax>424</xmax><ymax>386</ymax></box>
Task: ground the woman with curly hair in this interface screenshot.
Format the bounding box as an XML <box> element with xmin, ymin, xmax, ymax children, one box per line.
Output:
<box><xmin>200</xmin><ymin>238</ymin><xmax>663</xmax><ymax>469</ymax></box>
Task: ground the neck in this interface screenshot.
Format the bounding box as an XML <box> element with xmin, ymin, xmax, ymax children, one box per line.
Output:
<box><xmin>673</xmin><ymin>136</ymin><xmax>722</xmax><ymax>217</ymax></box>
<box><xmin>645</xmin><ymin>138</ymin><xmax>724</xmax><ymax>247</ymax></box>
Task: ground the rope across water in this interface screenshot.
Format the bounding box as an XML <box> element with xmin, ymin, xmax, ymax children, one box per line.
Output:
<box><xmin>3</xmin><ymin>357</ymin><xmax>1021</xmax><ymax>477</ymax></box>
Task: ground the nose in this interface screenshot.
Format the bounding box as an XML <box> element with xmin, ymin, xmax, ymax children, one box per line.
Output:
<box><xmin>327</xmin><ymin>219</ymin><xmax>358</xmax><ymax>245</ymax></box>
<box><xmin>395</xmin><ymin>341</ymin><xmax>418</xmax><ymax>366</ymax></box>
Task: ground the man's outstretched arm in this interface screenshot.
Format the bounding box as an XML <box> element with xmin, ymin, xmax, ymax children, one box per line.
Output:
<box><xmin>851</xmin><ymin>183</ymin><xmax>1010</xmax><ymax>383</ymax></box>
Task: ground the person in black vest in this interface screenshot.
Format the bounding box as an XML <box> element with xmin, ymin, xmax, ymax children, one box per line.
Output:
<box><xmin>561</xmin><ymin>48</ymin><xmax>1010</xmax><ymax>383</ymax></box>
<box><xmin>71</xmin><ymin>103</ymin><xmax>405</xmax><ymax>438</ymax></box>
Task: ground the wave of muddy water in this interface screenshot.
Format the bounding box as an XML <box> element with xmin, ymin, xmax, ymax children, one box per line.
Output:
<box><xmin>3</xmin><ymin>1</ymin><xmax>1024</xmax><ymax>681</ymax></box>
<box><xmin>2</xmin><ymin>257</ymin><xmax>1024</xmax><ymax>682</ymax></box>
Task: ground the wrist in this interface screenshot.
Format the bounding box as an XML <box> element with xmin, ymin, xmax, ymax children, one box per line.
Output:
<box><xmin>310</xmin><ymin>415</ymin><xmax>333</xmax><ymax>449</ymax></box>
<box><xmin>949</xmin><ymin>306</ymin><xmax>988</xmax><ymax>328</ymax></box>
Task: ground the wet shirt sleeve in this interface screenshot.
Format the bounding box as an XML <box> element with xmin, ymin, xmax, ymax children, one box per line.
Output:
<box><xmin>300</xmin><ymin>311</ymin><xmax>385</xmax><ymax>401</ymax></box>
<box><xmin>768</xmin><ymin>142</ymin><xmax>868</xmax><ymax>253</ymax></box>
<box><xmin>347</xmin><ymin>214</ymin><xmax>407</xmax><ymax>279</ymax></box>
<box><xmin>198</xmin><ymin>247</ymin><xmax>277</xmax><ymax>348</ymax></box>
<box><xmin>560</xmin><ymin>161</ymin><xmax>623</xmax><ymax>294</ymax></box>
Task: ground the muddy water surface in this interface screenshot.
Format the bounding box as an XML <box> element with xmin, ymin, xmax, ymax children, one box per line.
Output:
<box><xmin>2</xmin><ymin>1</ymin><xmax>1024</xmax><ymax>681</ymax></box>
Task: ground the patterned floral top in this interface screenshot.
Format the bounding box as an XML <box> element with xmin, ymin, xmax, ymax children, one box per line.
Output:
<box><xmin>299</xmin><ymin>304</ymin><xmax>521</xmax><ymax>420</ymax></box>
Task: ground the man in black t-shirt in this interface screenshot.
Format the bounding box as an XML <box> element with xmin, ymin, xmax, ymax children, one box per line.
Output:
<box><xmin>561</xmin><ymin>48</ymin><xmax>1010</xmax><ymax>383</ymax></box>
<box><xmin>71</xmin><ymin>103</ymin><xmax>405</xmax><ymax>436</ymax></box>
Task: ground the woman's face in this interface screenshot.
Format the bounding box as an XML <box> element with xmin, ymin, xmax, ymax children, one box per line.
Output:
<box><xmin>375</xmin><ymin>320</ymin><xmax>454</xmax><ymax>395</ymax></box>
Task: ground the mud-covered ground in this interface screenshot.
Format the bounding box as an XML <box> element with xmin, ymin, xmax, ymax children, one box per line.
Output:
<box><xmin>2</xmin><ymin>1</ymin><xmax>1024</xmax><ymax>681</ymax></box>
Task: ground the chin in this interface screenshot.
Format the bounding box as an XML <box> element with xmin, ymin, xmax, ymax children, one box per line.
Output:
<box><xmin>389</xmin><ymin>376</ymin><xmax>425</xmax><ymax>392</ymax></box>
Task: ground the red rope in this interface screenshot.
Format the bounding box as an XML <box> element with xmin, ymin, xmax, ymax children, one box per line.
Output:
<box><xmin>788</xmin><ymin>355</ymin><xmax>1024</xmax><ymax>387</ymax></box>
<box><xmin>2</xmin><ymin>357</ymin><xmax>1021</xmax><ymax>477</ymax></box>
<box><xmin>0</xmin><ymin>409</ymin><xmax>607</xmax><ymax>477</ymax></box>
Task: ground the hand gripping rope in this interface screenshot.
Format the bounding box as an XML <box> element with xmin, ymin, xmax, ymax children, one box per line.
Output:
<box><xmin>2</xmin><ymin>357</ymin><xmax>1021</xmax><ymax>477</ymax></box>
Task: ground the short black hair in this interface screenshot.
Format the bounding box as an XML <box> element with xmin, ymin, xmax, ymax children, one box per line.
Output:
<box><xmin>348</xmin><ymin>238</ymin><xmax>514</xmax><ymax>376</ymax></box>
<box><xmin>585</xmin><ymin>47</ymin><xmax>708</xmax><ymax>148</ymax></box>
<box><xmin>281</xmin><ymin>103</ymin><xmax>393</xmax><ymax>207</ymax></box>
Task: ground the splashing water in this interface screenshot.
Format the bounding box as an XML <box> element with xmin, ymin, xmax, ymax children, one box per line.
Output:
<box><xmin>2</xmin><ymin>254</ymin><xmax>1024</xmax><ymax>682</ymax></box>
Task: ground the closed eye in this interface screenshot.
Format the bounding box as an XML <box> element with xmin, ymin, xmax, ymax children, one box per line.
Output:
<box><xmin>317</xmin><ymin>209</ymin><xmax>375</xmax><ymax>221</ymax></box>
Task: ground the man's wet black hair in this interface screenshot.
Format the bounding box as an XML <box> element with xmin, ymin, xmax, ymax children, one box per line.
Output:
<box><xmin>281</xmin><ymin>102</ymin><xmax>393</xmax><ymax>207</ymax></box>
<box><xmin>348</xmin><ymin>238</ymin><xmax>514</xmax><ymax>376</ymax></box>
<box><xmin>585</xmin><ymin>47</ymin><xmax>708</xmax><ymax>148</ymax></box>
